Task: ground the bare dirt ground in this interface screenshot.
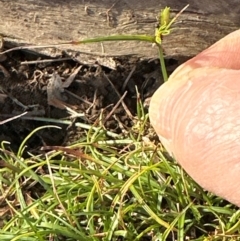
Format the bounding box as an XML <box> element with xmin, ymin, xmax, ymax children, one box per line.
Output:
<box><xmin>0</xmin><ymin>46</ymin><xmax>180</xmax><ymax>153</ymax></box>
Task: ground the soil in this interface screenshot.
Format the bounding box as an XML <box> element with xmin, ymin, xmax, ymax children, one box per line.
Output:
<box><xmin>0</xmin><ymin>45</ymin><xmax>180</xmax><ymax>153</ymax></box>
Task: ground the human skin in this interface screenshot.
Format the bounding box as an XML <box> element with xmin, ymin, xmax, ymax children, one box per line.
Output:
<box><xmin>149</xmin><ymin>29</ymin><xmax>240</xmax><ymax>206</ymax></box>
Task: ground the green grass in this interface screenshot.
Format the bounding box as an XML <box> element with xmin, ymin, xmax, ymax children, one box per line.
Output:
<box><xmin>0</xmin><ymin>95</ymin><xmax>240</xmax><ymax>241</ymax></box>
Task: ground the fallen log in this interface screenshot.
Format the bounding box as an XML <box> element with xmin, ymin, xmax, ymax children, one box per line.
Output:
<box><xmin>0</xmin><ymin>0</ymin><xmax>239</xmax><ymax>65</ymax></box>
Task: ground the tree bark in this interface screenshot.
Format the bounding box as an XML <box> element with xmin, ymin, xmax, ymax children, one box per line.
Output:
<box><xmin>0</xmin><ymin>0</ymin><xmax>239</xmax><ymax>64</ymax></box>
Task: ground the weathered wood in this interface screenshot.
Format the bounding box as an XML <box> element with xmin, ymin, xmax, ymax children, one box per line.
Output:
<box><xmin>0</xmin><ymin>0</ymin><xmax>240</xmax><ymax>62</ymax></box>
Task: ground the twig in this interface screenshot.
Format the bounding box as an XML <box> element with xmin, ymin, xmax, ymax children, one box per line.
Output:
<box><xmin>105</xmin><ymin>1</ymin><xmax>120</xmax><ymax>27</ymax></box>
<box><xmin>21</xmin><ymin>57</ymin><xmax>72</xmax><ymax>65</ymax></box>
<box><xmin>86</xmin><ymin>89</ymin><xmax>98</xmax><ymax>114</ymax></box>
<box><xmin>65</xmin><ymin>89</ymin><xmax>93</xmax><ymax>106</ymax></box>
<box><xmin>103</xmin><ymin>91</ymin><xmax>128</xmax><ymax>125</ymax></box>
<box><xmin>0</xmin><ymin>86</ymin><xmax>39</xmax><ymax>110</ymax></box>
<box><xmin>104</xmin><ymin>73</ymin><xmax>133</xmax><ymax>119</ymax></box>
<box><xmin>0</xmin><ymin>112</ymin><xmax>28</xmax><ymax>125</ymax></box>
<box><xmin>122</xmin><ymin>65</ymin><xmax>136</xmax><ymax>92</ymax></box>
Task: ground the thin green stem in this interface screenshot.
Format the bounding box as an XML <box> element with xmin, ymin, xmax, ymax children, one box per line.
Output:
<box><xmin>0</xmin><ymin>35</ymin><xmax>156</xmax><ymax>55</ymax></box>
<box><xmin>67</xmin><ymin>35</ymin><xmax>156</xmax><ymax>45</ymax></box>
<box><xmin>158</xmin><ymin>44</ymin><xmax>168</xmax><ymax>82</ymax></box>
